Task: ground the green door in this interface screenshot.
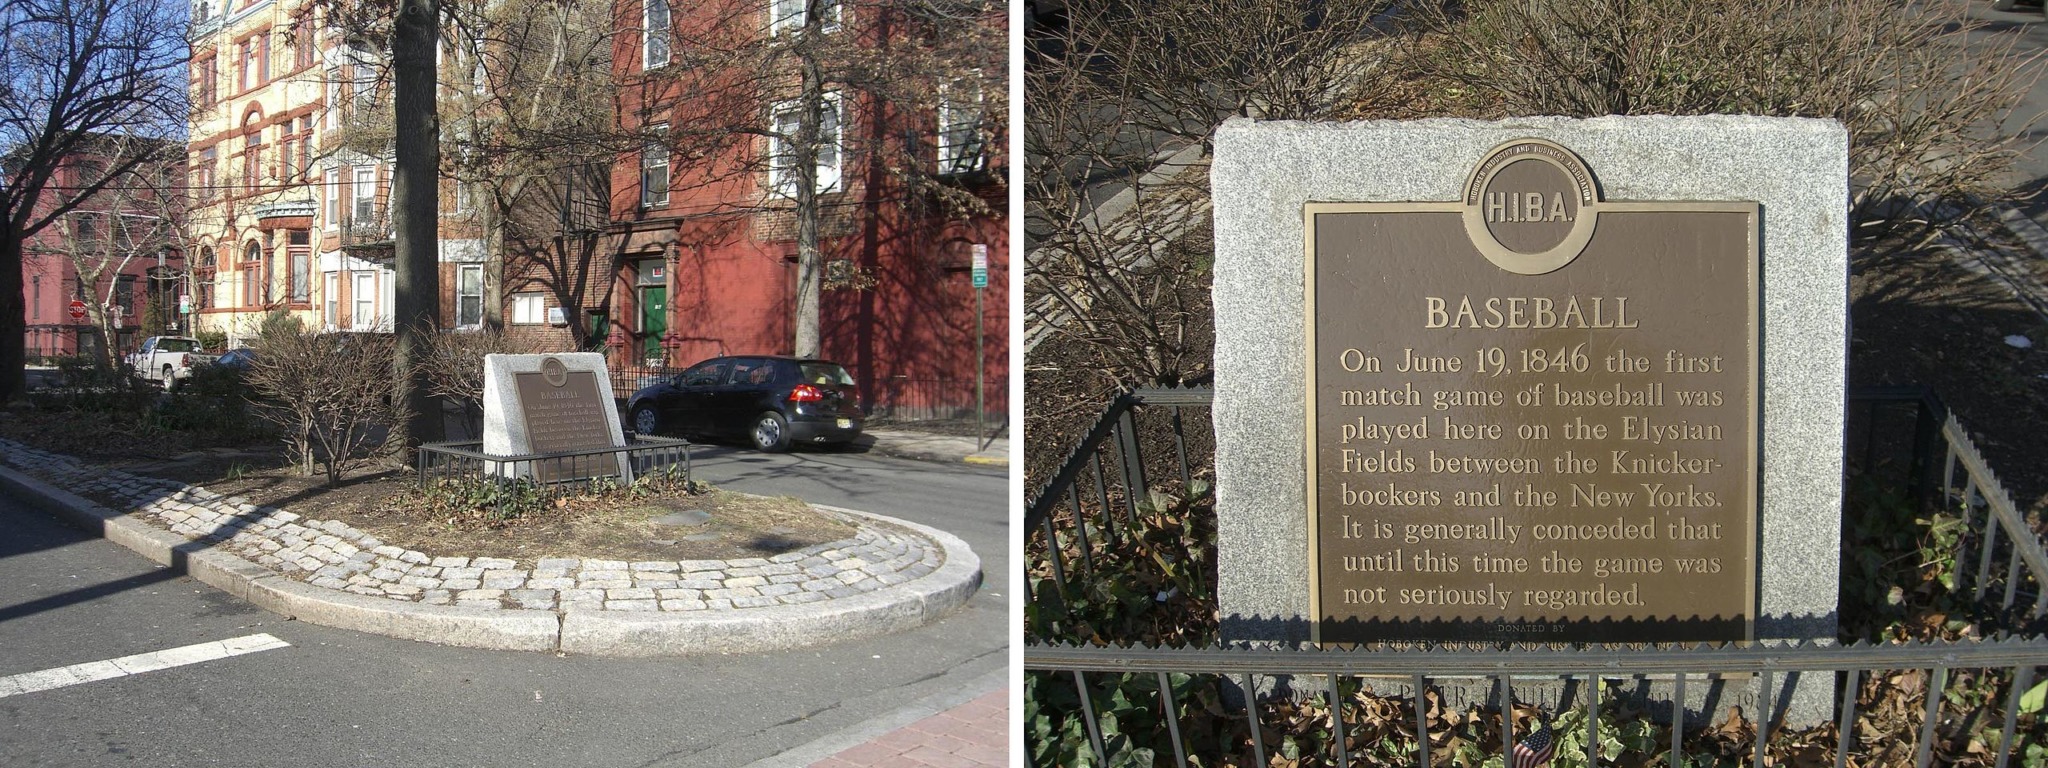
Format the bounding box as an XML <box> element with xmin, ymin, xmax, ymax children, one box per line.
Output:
<box><xmin>640</xmin><ymin>286</ymin><xmax>667</xmax><ymax>364</ymax></box>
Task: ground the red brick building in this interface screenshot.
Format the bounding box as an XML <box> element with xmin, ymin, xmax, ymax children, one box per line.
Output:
<box><xmin>502</xmin><ymin>0</ymin><xmax>1006</xmax><ymax>420</ymax></box>
<box><xmin>20</xmin><ymin>141</ymin><xmax>187</xmax><ymax>361</ymax></box>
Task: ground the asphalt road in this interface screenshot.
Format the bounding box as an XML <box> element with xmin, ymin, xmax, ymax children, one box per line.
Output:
<box><xmin>0</xmin><ymin>446</ymin><xmax>1008</xmax><ymax>767</ymax></box>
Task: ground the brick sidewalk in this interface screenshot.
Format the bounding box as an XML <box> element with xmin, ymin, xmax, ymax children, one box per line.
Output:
<box><xmin>810</xmin><ymin>688</ymin><xmax>1009</xmax><ymax>768</ymax></box>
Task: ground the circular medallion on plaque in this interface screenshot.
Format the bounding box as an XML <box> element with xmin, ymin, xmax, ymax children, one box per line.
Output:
<box><xmin>541</xmin><ymin>356</ymin><xmax>569</xmax><ymax>388</ymax></box>
<box><xmin>1460</xmin><ymin>138</ymin><xmax>1601</xmax><ymax>275</ymax></box>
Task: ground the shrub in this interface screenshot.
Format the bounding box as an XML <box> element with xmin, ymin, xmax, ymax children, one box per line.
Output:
<box><xmin>419</xmin><ymin>327</ymin><xmax>535</xmax><ymax>439</ymax></box>
<box><xmin>245</xmin><ymin>327</ymin><xmax>403</xmax><ymax>484</ymax></box>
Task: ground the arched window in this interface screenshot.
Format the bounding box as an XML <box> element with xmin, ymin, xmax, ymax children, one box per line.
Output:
<box><xmin>242</xmin><ymin>111</ymin><xmax>265</xmax><ymax>193</ymax></box>
<box><xmin>242</xmin><ymin>241</ymin><xmax>264</xmax><ymax>306</ymax></box>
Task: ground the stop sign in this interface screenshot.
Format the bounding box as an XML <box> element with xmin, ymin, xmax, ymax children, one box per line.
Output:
<box><xmin>67</xmin><ymin>299</ymin><xmax>86</xmax><ymax>321</ymax></box>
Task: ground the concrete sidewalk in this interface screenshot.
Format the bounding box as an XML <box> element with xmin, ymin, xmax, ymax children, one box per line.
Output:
<box><xmin>809</xmin><ymin>688</ymin><xmax>1008</xmax><ymax>768</ymax></box>
<box><xmin>859</xmin><ymin>430</ymin><xmax>1009</xmax><ymax>467</ymax></box>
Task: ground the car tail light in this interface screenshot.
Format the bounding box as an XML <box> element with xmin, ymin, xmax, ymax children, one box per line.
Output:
<box><xmin>789</xmin><ymin>384</ymin><xmax>824</xmax><ymax>403</ymax></box>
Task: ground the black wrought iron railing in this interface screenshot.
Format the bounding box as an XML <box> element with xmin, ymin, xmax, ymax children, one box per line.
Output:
<box><xmin>1023</xmin><ymin>386</ymin><xmax>2048</xmax><ymax>767</ymax></box>
<box><xmin>416</xmin><ymin>436</ymin><xmax>691</xmax><ymax>495</ymax></box>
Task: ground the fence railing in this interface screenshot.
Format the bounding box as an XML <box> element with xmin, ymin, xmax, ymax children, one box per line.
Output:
<box><xmin>416</xmin><ymin>436</ymin><xmax>691</xmax><ymax>495</ymax></box>
<box><xmin>1023</xmin><ymin>386</ymin><xmax>2048</xmax><ymax>767</ymax></box>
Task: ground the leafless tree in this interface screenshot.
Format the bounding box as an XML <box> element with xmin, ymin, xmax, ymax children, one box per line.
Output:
<box><xmin>28</xmin><ymin>148</ymin><xmax>186</xmax><ymax>371</ymax></box>
<box><xmin>0</xmin><ymin>0</ymin><xmax>189</xmax><ymax>402</ymax></box>
<box><xmin>1024</xmin><ymin>0</ymin><xmax>1401</xmax><ymax>391</ymax></box>
<box><xmin>1413</xmin><ymin>0</ymin><xmax>2041</xmax><ymax>242</ymax></box>
<box><xmin>246</xmin><ymin>317</ymin><xmax>404</xmax><ymax>483</ymax></box>
<box><xmin>636</xmin><ymin>0</ymin><xmax>1005</xmax><ymax>357</ymax></box>
<box><xmin>419</xmin><ymin>325</ymin><xmax>533</xmax><ymax>437</ymax></box>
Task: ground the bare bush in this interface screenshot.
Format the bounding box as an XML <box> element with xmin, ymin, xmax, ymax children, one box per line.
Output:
<box><xmin>1025</xmin><ymin>0</ymin><xmax>1403</xmax><ymax>391</ymax></box>
<box><xmin>1412</xmin><ymin>0</ymin><xmax>2041</xmax><ymax>242</ymax></box>
<box><xmin>420</xmin><ymin>328</ymin><xmax>535</xmax><ymax>438</ymax></box>
<box><xmin>246</xmin><ymin>323</ymin><xmax>404</xmax><ymax>484</ymax></box>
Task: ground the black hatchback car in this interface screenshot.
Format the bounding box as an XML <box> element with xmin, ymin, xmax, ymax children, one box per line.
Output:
<box><xmin>626</xmin><ymin>356</ymin><xmax>864</xmax><ymax>451</ymax></box>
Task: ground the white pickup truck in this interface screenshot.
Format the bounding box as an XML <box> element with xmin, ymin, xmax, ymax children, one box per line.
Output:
<box><xmin>128</xmin><ymin>336</ymin><xmax>217</xmax><ymax>388</ymax></box>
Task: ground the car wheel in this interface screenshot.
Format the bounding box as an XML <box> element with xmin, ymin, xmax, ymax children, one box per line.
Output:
<box><xmin>750</xmin><ymin>412</ymin><xmax>791</xmax><ymax>452</ymax></box>
<box><xmin>162</xmin><ymin>365</ymin><xmax>178</xmax><ymax>390</ymax></box>
<box><xmin>632</xmin><ymin>404</ymin><xmax>662</xmax><ymax>436</ymax></box>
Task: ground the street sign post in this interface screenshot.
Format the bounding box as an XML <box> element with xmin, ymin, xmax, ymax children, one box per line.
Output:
<box><xmin>970</xmin><ymin>244</ymin><xmax>988</xmax><ymax>448</ymax></box>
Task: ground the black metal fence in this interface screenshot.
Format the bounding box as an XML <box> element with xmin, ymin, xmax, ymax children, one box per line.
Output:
<box><xmin>416</xmin><ymin>436</ymin><xmax>692</xmax><ymax>494</ymax></box>
<box><xmin>1024</xmin><ymin>386</ymin><xmax>2048</xmax><ymax>767</ymax></box>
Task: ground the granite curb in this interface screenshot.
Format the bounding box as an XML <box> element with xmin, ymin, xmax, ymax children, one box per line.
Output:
<box><xmin>0</xmin><ymin>457</ymin><xmax>980</xmax><ymax>656</ymax></box>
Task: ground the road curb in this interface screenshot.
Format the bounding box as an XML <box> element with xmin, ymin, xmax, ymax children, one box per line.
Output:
<box><xmin>0</xmin><ymin>462</ymin><xmax>980</xmax><ymax>657</ymax></box>
<box><xmin>559</xmin><ymin>504</ymin><xmax>982</xmax><ymax>656</ymax></box>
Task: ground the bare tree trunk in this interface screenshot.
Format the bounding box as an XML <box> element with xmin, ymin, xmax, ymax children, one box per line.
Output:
<box><xmin>0</xmin><ymin>232</ymin><xmax>26</xmax><ymax>402</ymax></box>
<box><xmin>482</xmin><ymin>194</ymin><xmax>505</xmax><ymax>331</ymax></box>
<box><xmin>392</xmin><ymin>0</ymin><xmax>443</xmax><ymax>450</ymax></box>
<box><xmin>791</xmin><ymin>0</ymin><xmax>827</xmax><ymax>358</ymax></box>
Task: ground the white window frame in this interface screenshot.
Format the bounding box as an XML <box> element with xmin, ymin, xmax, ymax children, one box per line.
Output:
<box><xmin>456</xmin><ymin>264</ymin><xmax>483</xmax><ymax>328</ymax></box>
<box><xmin>644</xmin><ymin>0</ymin><xmax>672</xmax><ymax>70</ymax></box>
<box><xmin>351</xmin><ymin>166</ymin><xmax>377</xmax><ymax>224</ymax></box>
<box><xmin>771</xmin><ymin>0</ymin><xmax>840</xmax><ymax>35</ymax></box>
<box><xmin>641</xmin><ymin>123</ymin><xmax>670</xmax><ymax>208</ymax></box>
<box><xmin>351</xmin><ymin>271</ymin><xmax>376</xmax><ymax>329</ymax></box>
<box><xmin>938</xmin><ymin>76</ymin><xmax>984</xmax><ymax>175</ymax></box>
<box><xmin>510</xmin><ymin>293</ymin><xmax>547</xmax><ymax>325</ymax></box>
<box><xmin>768</xmin><ymin>92</ymin><xmax>842</xmax><ymax>198</ymax></box>
<box><xmin>323</xmin><ymin>272</ymin><xmax>339</xmax><ymax>328</ymax></box>
<box><xmin>323</xmin><ymin>168</ymin><xmax>339</xmax><ymax>228</ymax></box>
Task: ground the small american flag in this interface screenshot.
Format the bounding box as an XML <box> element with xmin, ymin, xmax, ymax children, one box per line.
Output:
<box><xmin>1512</xmin><ymin>716</ymin><xmax>1556</xmax><ymax>768</ymax></box>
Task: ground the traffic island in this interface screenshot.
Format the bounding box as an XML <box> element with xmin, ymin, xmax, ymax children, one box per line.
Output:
<box><xmin>0</xmin><ymin>438</ymin><xmax>982</xmax><ymax>656</ymax></box>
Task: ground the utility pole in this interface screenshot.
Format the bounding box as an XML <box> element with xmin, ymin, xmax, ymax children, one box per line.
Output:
<box><xmin>392</xmin><ymin>0</ymin><xmax>442</xmax><ymax>450</ymax></box>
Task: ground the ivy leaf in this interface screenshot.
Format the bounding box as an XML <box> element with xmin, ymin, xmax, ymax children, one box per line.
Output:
<box><xmin>2020</xmin><ymin>679</ymin><xmax>2048</xmax><ymax>714</ymax></box>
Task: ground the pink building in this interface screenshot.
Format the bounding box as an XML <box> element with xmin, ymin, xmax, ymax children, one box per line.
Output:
<box><xmin>21</xmin><ymin>141</ymin><xmax>188</xmax><ymax>362</ymax></box>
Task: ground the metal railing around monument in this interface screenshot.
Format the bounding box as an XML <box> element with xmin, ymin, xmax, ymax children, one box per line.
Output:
<box><xmin>416</xmin><ymin>436</ymin><xmax>692</xmax><ymax>497</ymax></box>
<box><xmin>1023</xmin><ymin>386</ymin><xmax>2048</xmax><ymax>768</ymax></box>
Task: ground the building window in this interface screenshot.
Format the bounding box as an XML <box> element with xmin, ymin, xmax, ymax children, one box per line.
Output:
<box><xmin>296</xmin><ymin>117</ymin><xmax>314</xmax><ymax>180</ymax></box>
<box><xmin>243</xmin><ymin>119</ymin><xmax>264</xmax><ymax>192</ymax></box>
<box><xmin>115</xmin><ymin>275</ymin><xmax>136</xmax><ymax>317</ymax></box>
<box><xmin>352</xmin><ymin>166</ymin><xmax>377</xmax><ymax>224</ymax></box>
<box><xmin>938</xmin><ymin>77</ymin><xmax>984</xmax><ymax>175</ymax></box>
<box><xmin>324</xmin><ymin>272</ymin><xmax>339</xmax><ymax>326</ymax></box>
<box><xmin>30</xmin><ymin>276</ymin><xmax>39</xmax><ymax>320</ymax></box>
<box><xmin>771</xmin><ymin>0</ymin><xmax>840</xmax><ymax>35</ymax></box>
<box><xmin>289</xmin><ymin>231</ymin><xmax>310</xmax><ymax>303</ymax></box>
<box><xmin>242</xmin><ymin>241</ymin><xmax>263</xmax><ymax>307</ymax></box>
<box><xmin>768</xmin><ymin>93</ymin><xmax>842</xmax><ymax>197</ymax></box>
<box><xmin>323</xmin><ymin>168</ymin><xmax>339</xmax><ymax>227</ymax></box>
<box><xmin>198</xmin><ymin>247</ymin><xmax>215</xmax><ymax>309</ymax></box>
<box><xmin>510</xmin><ymin>293</ymin><xmax>546</xmax><ymax>325</ymax></box>
<box><xmin>641</xmin><ymin>124</ymin><xmax>669</xmax><ymax>208</ymax></box>
<box><xmin>196</xmin><ymin>57</ymin><xmax>218</xmax><ymax>107</ymax></box>
<box><xmin>457</xmin><ymin>265</ymin><xmax>483</xmax><ymax>328</ymax></box>
<box><xmin>324</xmin><ymin>68</ymin><xmax>340</xmax><ymax>129</ymax></box>
<box><xmin>239</xmin><ymin>39</ymin><xmax>257</xmax><ymax>91</ymax></box>
<box><xmin>644</xmin><ymin>0</ymin><xmax>671</xmax><ymax>69</ymax></box>
<box><xmin>295</xmin><ymin>16</ymin><xmax>316</xmax><ymax>70</ymax></box>
<box><xmin>352</xmin><ymin>272</ymin><xmax>376</xmax><ymax>328</ymax></box>
<box><xmin>195</xmin><ymin>148</ymin><xmax>216</xmax><ymax>200</ymax></box>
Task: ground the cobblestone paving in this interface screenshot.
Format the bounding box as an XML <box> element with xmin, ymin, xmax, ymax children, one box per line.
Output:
<box><xmin>0</xmin><ymin>440</ymin><xmax>944</xmax><ymax>613</ymax></box>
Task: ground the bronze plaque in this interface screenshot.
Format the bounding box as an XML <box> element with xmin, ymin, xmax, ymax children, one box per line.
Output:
<box><xmin>514</xmin><ymin>358</ymin><xmax>618</xmax><ymax>481</ymax></box>
<box><xmin>1306</xmin><ymin>139</ymin><xmax>1758</xmax><ymax>643</ymax></box>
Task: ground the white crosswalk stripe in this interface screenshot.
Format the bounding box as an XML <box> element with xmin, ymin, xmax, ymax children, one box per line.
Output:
<box><xmin>0</xmin><ymin>634</ymin><xmax>290</xmax><ymax>699</ymax></box>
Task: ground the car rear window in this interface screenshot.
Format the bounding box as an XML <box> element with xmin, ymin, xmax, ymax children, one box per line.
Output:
<box><xmin>798</xmin><ymin>363</ymin><xmax>854</xmax><ymax>386</ymax></box>
<box><xmin>159</xmin><ymin>338</ymin><xmax>197</xmax><ymax>353</ymax></box>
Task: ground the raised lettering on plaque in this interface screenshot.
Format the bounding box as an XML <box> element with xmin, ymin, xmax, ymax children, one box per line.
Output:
<box><xmin>514</xmin><ymin>356</ymin><xmax>617</xmax><ymax>481</ymax></box>
<box><xmin>1306</xmin><ymin>139</ymin><xmax>1758</xmax><ymax>643</ymax></box>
